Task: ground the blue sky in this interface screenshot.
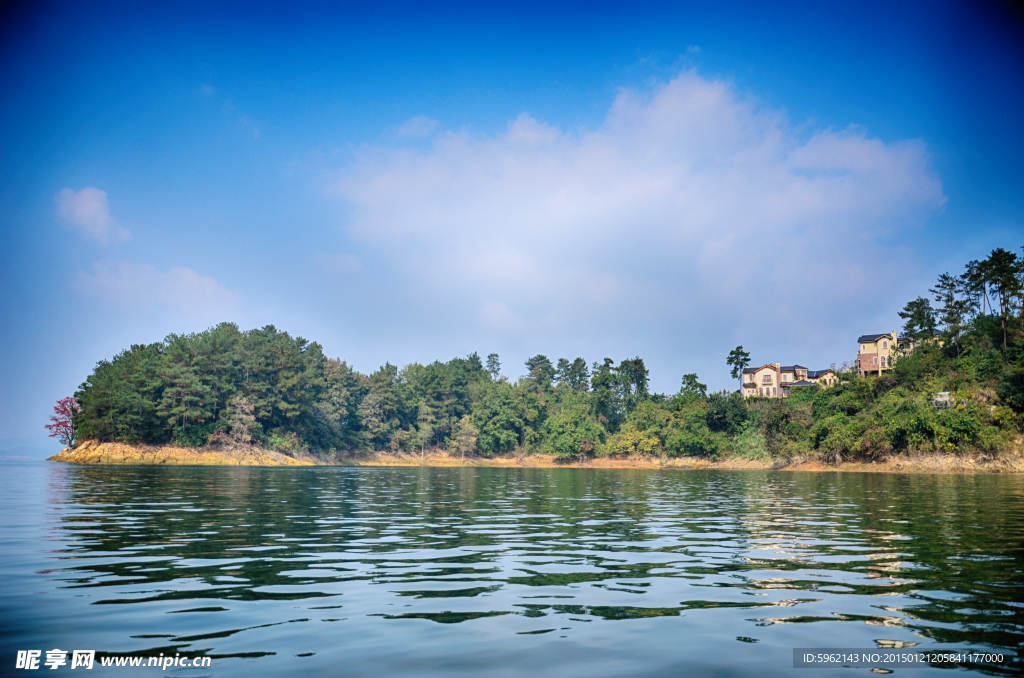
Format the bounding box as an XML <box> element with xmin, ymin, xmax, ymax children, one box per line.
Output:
<box><xmin>1</xmin><ymin>1</ymin><xmax>1022</xmax><ymax>454</ymax></box>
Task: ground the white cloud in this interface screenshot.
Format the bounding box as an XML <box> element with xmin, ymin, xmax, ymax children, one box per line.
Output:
<box><xmin>330</xmin><ymin>71</ymin><xmax>946</xmax><ymax>386</ymax></box>
<box><xmin>55</xmin><ymin>187</ymin><xmax>130</xmax><ymax>242</ymax></box>
<box><xmin>397</xmin><ymin>116</ymin><xmax>441</xmax><ymax>139</ymax></box>
<box><xmin>76</xmin><ymin>262</ymin><xmax>240</xmax><ymax>322</ymax></box>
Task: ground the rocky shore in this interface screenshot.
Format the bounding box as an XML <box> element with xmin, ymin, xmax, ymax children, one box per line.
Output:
<box><xmin>49</xmin><ymin>440</ymin><xmax>314</xmax><ymax>466</ymax></box>
<box><xmin>341</xmin><ymin>449</ymin><xmax>1024</xmax><ymax>473</ymax></box>
<box><xmin>49</xmin><ymin>441</ymin><xmax>1024</xmax><ymax>473</ymax></box>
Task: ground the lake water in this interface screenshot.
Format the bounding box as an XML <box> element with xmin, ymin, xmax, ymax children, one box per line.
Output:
<box><xmin>1</xmin><ymin>459</ymin><xmax>1021</xmax><ymax>677</ymax></box>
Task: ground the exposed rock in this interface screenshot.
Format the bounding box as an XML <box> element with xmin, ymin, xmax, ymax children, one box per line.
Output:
<box><xmin>335</xmin><ymin>449</ymin><xmax>1024</xmax><ymax>473</ymax></box>
<box><xmin>49</xmin><ymin>440</ymin><xmax>314</xmax><ymax>466</ymax></box>
<box><xmin>49</xmin><ymin>441</ymin><xmax>1022</xmax><ymax>473</ymax></box>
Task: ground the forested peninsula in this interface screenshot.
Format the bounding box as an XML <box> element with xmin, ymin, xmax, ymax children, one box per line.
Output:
<box><xmin>51</xmin><ymin>247</ymin><xmax>1024</xmax><ymax>471</ymax></box>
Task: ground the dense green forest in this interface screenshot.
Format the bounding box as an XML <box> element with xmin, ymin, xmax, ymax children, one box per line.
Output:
<box><xmin>61</xmin><ymin>247</ymin><xmax>1024</xmax><ymax>461</ymax></box>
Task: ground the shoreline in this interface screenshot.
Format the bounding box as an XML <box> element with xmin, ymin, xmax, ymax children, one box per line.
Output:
<box><xmin>339</xmin><ymin>450</ymin><xmax>1024</xmax><ymax>474</ymax></box>
<box><xmin>48</xmin><ymin>440</ymin><xmax>314</xmax><ymax>466</ymax></box>
<box><xmin>49</xmin><ymin>441</ymin><xmax>1024</xmax><ymax>474</ymax></box>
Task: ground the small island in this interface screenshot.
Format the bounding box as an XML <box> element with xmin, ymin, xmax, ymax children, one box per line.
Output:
<box><xmin>48</xmin><ymin>247</ymin><xmax>1024</xmax><ymax>472</ymax></box>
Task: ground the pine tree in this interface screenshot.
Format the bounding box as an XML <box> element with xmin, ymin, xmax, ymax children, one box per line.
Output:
<box><xmin>726</xmin><ymin>346</ymin><xmax>751</xmax><ymax>392</ymax></box>
<box><xmin>930</xmin><ymin>273</ymin><xmax>969</xmax><ymax>355</ymax></box>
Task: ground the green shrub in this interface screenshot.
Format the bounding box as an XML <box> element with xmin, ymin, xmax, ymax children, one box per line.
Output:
<box><xmin>938</xmin><ymin>408</ymin><xmax>981</xmax><ymax>448</ymax></box>
<box><xmin>266</xmin><ymin>429</ymin><xmax>304</xmax><ymax>452</ymax></box>
<box><xmin>810</xmin><ymin>414</ymin><xmax>862</xmax><ymax>462</ymax></box>
<box><xmin>787</xmin><ymin>385</ymin><xmax>817</xmax><ymax>403</ymax></box>
<box><xmin>663</xmin><ymin>427</ymin><xmax>721</xmax><ymax>457</ymax></box>
<box><xmin>998</xmin><ymin>368</ymin><xmax>1024</xmax><ymax>412</ymax></box>
<box><xmin>880</xmin><ymin>400</ymin><xmax>937</xmax><ymax>452</ymax></box>
<box><xmin>171</xmin><ymin>422</ymin><xmax>215</xmax><ymax>447</ymax></box>
<box><xmin>812</xmin><ymin>380</ymin><xmax>871</xmax><ymax>418</ymax></box>
<box><xmin>606</xmin><ymin>430</ymin><xmax>662</xmax><ymax>456</ymax></box>
<box><xmin>733</xmin><ymin>424</ymin><xmax>769</xmax><ymax>460</ymax></box>
<box><xmin>541</xmin><ymin>400</ymin><xmax>604</xmax><ymax>458</ymax></box>
<box><xmin>706</xmin><ymin>391</ymin><xmax>749</xmax><ymax>433</ymax></box>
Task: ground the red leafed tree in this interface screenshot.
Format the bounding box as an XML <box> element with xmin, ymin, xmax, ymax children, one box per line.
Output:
<box><xmin>45</xmin><ymin>397</ymin><xmax>79</xmax><ymax>447</ymax></box>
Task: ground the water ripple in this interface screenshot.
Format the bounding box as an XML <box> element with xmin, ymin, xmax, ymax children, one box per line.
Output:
<box><xmin>2</xmin><ymin>463</ymin><xmax>1022</xmax><ymax>677</ymax></box>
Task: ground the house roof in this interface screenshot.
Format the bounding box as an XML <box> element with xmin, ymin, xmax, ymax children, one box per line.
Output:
<box><xmin>858</xmin><ymin>333</ymin><xmax>896</xmax><ymax>343</ymax></box>
<box><xmin>786</xmin><ymin>380</ymin><xmax>814</xmax><ymax>387</ymax></box>
<box><xmin>744</xmin><ymin>364</ymin><xmax>829</xmax><ymax>377</ymax></box>
<box><xmin>742</xmin><ymin>364</ymin><xmax>808</xmax><ymax>374</ymax></box>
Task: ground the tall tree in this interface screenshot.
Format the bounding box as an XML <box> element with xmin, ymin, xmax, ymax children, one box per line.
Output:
<box><xmin>471</xmin><ymin>382</ymin><xmax>525</xmax><ymax>456</ymax></box>
<box><xmin>679</xmin><ymin>373</ymin><xmax>707</xmax><ymax>400</ymax></box>
<box><xmin>486</xmin><ymin>353</ymin><xmax>501</xmax><ymax>380</ymax></box>
<box><xmin>318</xmin><ymin>358</ymin><xmax>367</xmax><ymax>450</ymax></box>
<box><xmin>617</xmin><ymin>357</ymin><xmax>649</xmax><ymax>416</ymax></box>
<box><xmin>898</xmin><ymin>297</ymin><xmax>937</xmax><ymax>343</ymax></box>
<box><xmin>190</xmin><ymin>322</ymin><xmax>242</xmax><ymax>422</ymax></box>
<box><xmin>357</xmin><ymin>363</ymin><xmax>405</xmax><ymax>450</ymax></box>
<box><xmin>74</xmin><ymin>343</ymin><xmax>167</xmax><ymax>443</ymax></box>
<box><xmin>962</xmin><ymin>259</ymin><xmax>990</xmax><ymax>316</ymax></box>
<box><xmin>236</xmin><ymin>326</ymin><xmax>327</xmax><ymax>435</ymax></box>
<box><xmin>981</xmin><ymin>247</ymin><xmax>1022</xmax><ymax>348</ymax></box>
<box><xmin>415</xmin><ymin>402</ymin><xmax>436</xmax><ymax>459</ymax></box>
<box><xmin>726</xmin><ymin>346</ymin><xmax>751</xmax><ymax>392</ymax></box>
<box><xmin>414</xmin><ymin>356</ymin><xmax>481</xmax><ymax>442</ymax></box>
<box><xmin>556</xmin><ymin>357</ymin><xmax>590</xmax><ymax>393</ymax></box>
<box><xmin>591</xmin><ymin>358</ymin><xmax>623</xmax><ymax>431</ymax></box>
<box><xmin>524</xmin><ymin>355</ymin><xmax>556</xmax><ymax>390</ymax></box>
<box><xmin>930</xmin><ymin>273</ymin><xmax>969</xmax><ymax>355</ymax></box>
<box><xmin>452</xmin><ymin>414</ymin><xmax>479</xmax><ymax>463</ymax></box>
<box><xmin>157</xmin><ymin>366</ymin><xmax>213</xmax><ymax>437</ymax></box>
<box><xmin>356</xmin><ymin>390</ymin><xmax>386</xmax><ymax>450</ymax></box>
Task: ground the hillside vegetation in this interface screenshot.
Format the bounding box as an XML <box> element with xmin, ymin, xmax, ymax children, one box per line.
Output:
<box><xmin>59</xmin><ymin>247</ymin><xmax>1024</xmax><ymax>463</ymax></box>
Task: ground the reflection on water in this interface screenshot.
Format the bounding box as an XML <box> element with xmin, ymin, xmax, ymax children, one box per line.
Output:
<box><xmin>1</xmin><ymin>462</ymin><xmax>1021</xmax><ymax>677</ymax></box>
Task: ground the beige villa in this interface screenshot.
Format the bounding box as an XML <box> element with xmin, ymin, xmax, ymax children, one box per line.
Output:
<box><xmin>742</xmin><ymin>364</ymin><xmax>838</xmax><ymax>399</ymax></box>
<box><xmin>856</xmin><ymin>331</ymin><xmax>898</xmax><ymax>377</ymax></box>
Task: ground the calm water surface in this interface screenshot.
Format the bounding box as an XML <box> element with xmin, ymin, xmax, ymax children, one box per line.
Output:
<box><xmin>1</xmin><ymin>460</ymin><xmax>1022</xmax><ymax>677</ymax></box>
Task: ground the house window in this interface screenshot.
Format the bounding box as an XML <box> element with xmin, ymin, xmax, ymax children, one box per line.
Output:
<box><xmin>861</xmin><ymin>345</ymin><xmax>866</xmax><ymax>351</ymax></box>
<box><xmin>772</xmin><ymin>387</ymin><xmax>777</xmax><ymax>396</ymax></box>
<box><xmin>883</xmin><ymin>341</ymin><xmax>888</xmax><ymax>348</ymax></box>
<box><xmin>873</xmin><ymin>356</ymin><xmax>878</xmax><ymax>365</ymax></box>
<box><xmin>758</xmin><ymin>388</ymin><xmax>763</xmax><ymax>396</ymax></box>
<box><xmin>762</xmin><ymin>375</ymin><xmax>772</xmax><ymax>384</ymax></box>
<box><xmin>881</xmin><ymin>357</ymin><xmax>887</xmax><ymax>367</ymax></box>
